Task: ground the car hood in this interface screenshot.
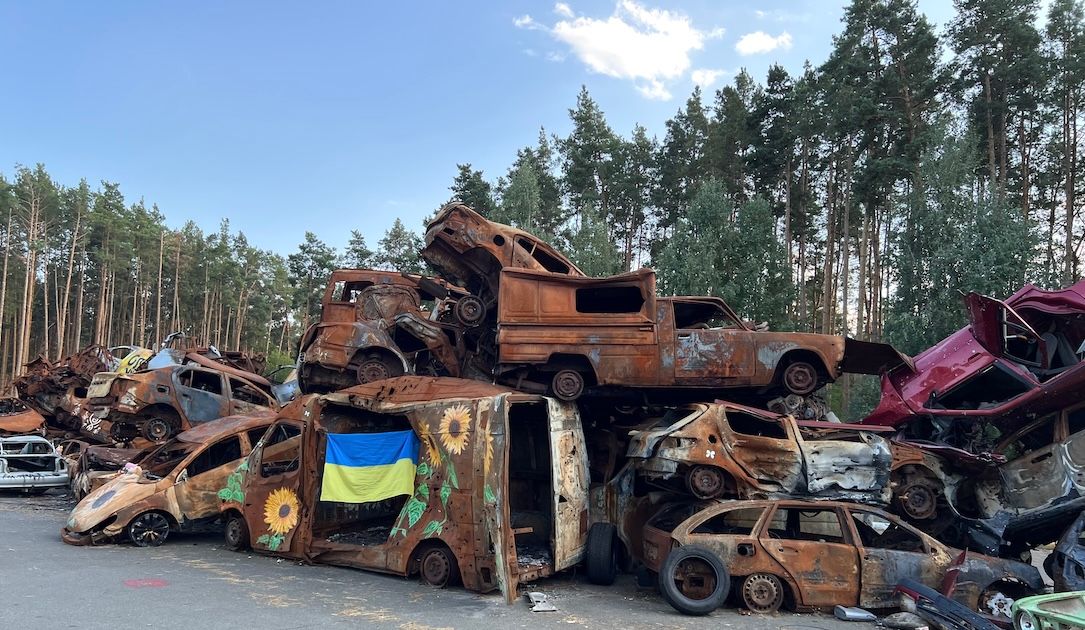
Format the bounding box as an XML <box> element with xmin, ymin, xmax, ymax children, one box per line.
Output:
<box><xmin>66</xmin><ymin>468</ymin><xmax>161</xmax><ymax>532</ymax></box>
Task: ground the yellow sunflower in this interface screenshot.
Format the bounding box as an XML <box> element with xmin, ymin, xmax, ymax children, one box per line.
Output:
<box><xmin>482</xmin><ymin>426</ymin><xmax>494</xmax><ymax>477</ymax></box>
<box><xmin>438</xmin><ymin>404</ymin><xmax>472</xmax><ymax>456</ymax></box>
<box><xmin>263</xmin><ymin>488</ymin><xmax>300</xmax><ymax>535</ymax></box>
<box><xmin>418</xmin><ymin>422</ymin><xmax>442</xmax><ymax>465</ymax></box>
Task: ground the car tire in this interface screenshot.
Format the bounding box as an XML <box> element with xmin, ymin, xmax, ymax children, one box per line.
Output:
<box><xmin>551</xmin><ymin>369</ymin><xmax>585</xmax><ymax>401</ymax></box>
<box><xmin>586</xmin><ymin>522</ymin><xmax>619</xmax><ymax>585</ymax></box>
<box><xmin>658</xmin><ymin>544</ymin><xmax>730</xmax><ymax>616</ymax></box>
<box><xmin>454</xmin><ymin>295</ymin><xmax>486</xmax><ymax>327</ymax></box>
<box><xmin>223</xmin><ymin>512</ymin><xmax>250</xmax><ymax>551</ymax></box>
<box><xmin>781</xmin><ymin>361</ymin><xmax>819</xmax><ymax>396</ymax></box>
<box><xmin>418</xmin><ymin>545</ymin><xmax>460</xmax><ymax>588</ymax></box>
<box><xmin>142</xmin><ymin>417</ymin><xmax>173</xmax><ymax>442</ymax></box>
<box><xmin>127</xmin><ymin>511</ymin><xmax>171</xmax><ymax>547</ymax></box>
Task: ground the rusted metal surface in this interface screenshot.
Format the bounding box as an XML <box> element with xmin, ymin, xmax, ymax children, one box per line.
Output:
<box><xmin>14</xmin><ymin>344</ymin><xmax>115</xmax><ymax>418</ymax></box>
<box><xmin>1045</xmin><ymin>512</ymin><xmax>1085</xmax><ymax>592</ymax></box>
<box><xmin>68</xmin><ymin>364</ymin><xmax>277</xmax><ymax>444</ymax></box>
<box><xmin>641</xmin><ymin>499</ymin><xmax>1041</xmax><ymax>615</ymax></box>
<box><xmin>61</xmin><ymin>411</ymin><xmax>274</xmax><ymax>545</ymax></box>
<box><xmin>296</xmin><ymin>270</ymin><xmax>480</xmax><ymax>393</ymax></box>
<box><xmin>495</xmin><ymin>267</ymin><xmax>909</xmax><ymax>401</ymax></box>
<box><xmin>61</xmin><ymin>440</ymin><xmax>144</xmax><ymax>500</ymax></box>
<box><xmin>226</xmin><ymin>376</ymin><xmax>590</xmax><ymax>602</ymax></box>
<box><xmin>0</xmin><ymin>397</ymin><xmax>47</xmax><ymax>436</ymax></box>
<box><xmin>627</xmin><ymin>402</ymin><xmax>891</xmax><ymax>504</ymax></box>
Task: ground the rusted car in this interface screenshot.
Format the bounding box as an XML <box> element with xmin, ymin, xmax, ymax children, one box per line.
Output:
<box><xmin>0</xmin><ymin>398</ymin><xmax>47</xmax><ymax>436</ymax></box>
<box><xmin>61</xmin><ymin>411</ymin><xmax>274</xmax><ymax>546</ymax></box>
<box><xmin>1044</xmin><ymin>512</ymin><xmax>1085</xmax><ymax>593</ymax></box>
<box><xmin>865</xmin><ymin>280</ymin><xmax>1085</xmax><ymax>442</ymax></box>
<box><xmin>0</xmin><ymin>435</ymin><xmax>69</xmax><ymax>493</ymax></box>
<box><xmin>58</xmin><ymin>439</ymin><xmax>144</xmax><ymax>500</ymax></box>
<box><xmin>496</xmin><ymin>267</ymin><xmax>910</xmax><ymax>400</ymax></box>
<box><xmin>627</xmin><ymin>402</ymin><xmax>892</xmax><ymax>504</ymax></box>
<box><xmin>421</xmin><ymin>203</ymin><xmax>585</xmax><ymax>322</ymax></box>
<box><xmin>78</xmin><ymin>364</ymin><xmax>278</xmax><ymax>442</ymax></box>
<box><xmin>221</xmin><ymin>376</ymin><xmax>591</xmax><ymax>602</ymax></box>
<box><xmin>14</xmin><ymin>344</ymin><xmax>115</xmax><ymax>419</ymax></box>
<box><xmin>297</xmin><ymin>269</ymin><xmax>479</xmax><ymax>393</ymax></box>
<box><xmin>640</xmin><ymin>499</ymin><xmax>1041</xmax><ymax>618</ymax></box>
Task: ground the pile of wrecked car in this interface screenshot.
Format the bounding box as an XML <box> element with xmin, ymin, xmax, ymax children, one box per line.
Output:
<box><xmin>8</xmin><ymin>202</ymin><xmax>1085</xmax><ymax>628</ymax></box>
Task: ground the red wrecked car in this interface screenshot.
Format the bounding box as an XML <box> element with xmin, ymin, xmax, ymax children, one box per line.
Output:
<box><xmin>864</xmin><ymin>280</ymin><xmax>1085</xmax><ymax>447</ymax></box>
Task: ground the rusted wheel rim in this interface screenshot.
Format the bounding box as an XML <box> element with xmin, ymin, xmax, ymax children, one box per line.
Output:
<box><xmin>742</xmin><ymin>573</ymin><xmax>784</xmax><ymax>613</ymax></box>
<box><xmin>357</xmin><ymin>358</ymin><xmax>392</xmax><ymax>384</ymax></box>
<box><xmin>552</xmin><ymin>370</ymin><xmax>585</xmax><ymax>401</ymax></box>
<box><xmin>687</xmin><ymin>466</ymin><xmax>725</xmax><ymax>499</ymax></box>
<box><xmin>143</xmin><ymin>419</ymin><xmax>171</xmax><ymax>442</ymax></box>
<box><xmin>130</xmin><ymin>512</ymin><xmax>169</xmax><ymax>547</ymax></box>
<box><xmin>899</xmin><ymin>483</ymin><xmax>937</xmax><ymax>520</ymax></box>
<box><xmin>782</xmin><ymin>362</ymin><xmax>818</xmax><ymax>395</ymax></box>
<box><xmin>672</xmin><ymin>557</ymin><xmax>718</xmax><ymax>601</ymax></box>
<box><xmin>420</xmin><ymin>548</ymin><xmax>452</xmax><ymax>587</ymax></box>
<box><xmin>454</xmin><ymin>296</ymin><xmax>485</xmax><ymax>327</ymax></box>
<box><xmin>979</xmin><ymin>589</ymin><xmax>1015</xmax><ymax>619</ymax></box>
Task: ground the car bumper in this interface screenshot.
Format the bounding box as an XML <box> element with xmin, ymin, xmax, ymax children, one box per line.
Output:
<box><xmin>60</xmin><ymin>526</ymin><xmax>112</xmax><ymax>546</ymax></box>
<box><xmin>0</xmin><ymin>472</ymin><xmax>70</xmax><ymax>489</ymax></box>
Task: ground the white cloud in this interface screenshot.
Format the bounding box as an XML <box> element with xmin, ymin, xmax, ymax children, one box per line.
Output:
<box><xmin>691</xmin><ymin>68</ymin><xmax>725</xmax><ymax>88</ymax></box>
<box><xmin>754</xmin><ymin>9</ymin><xmax>811</xmax><ymax>23</ymax></box>
<box><xmin>735</xmin><ymin>30</ymin><xmax>793</xmax><ymax>55</ymax></box>
<box><xmin>513</xmin><ymin>15</ymin><xmax>541</xmax><ymax>30</ymax></box>
<box><xmin>547</xmin><ymin>1</ymin><xmax>712</xmax><ymax>101</ymax></box>
<box><xmin>546</xmin><ymin>51</ymin><xmax>566</xmax><ymax>62</ymax></box>
<box><xmin>554</xmin><ymin>2</ymin><xmax>574</xmax><ymax>18</ymax></box>
<box><xmin>707</xmin><ymin>26</ymin><xmax>725</xmax><ymax>39</ymax></box>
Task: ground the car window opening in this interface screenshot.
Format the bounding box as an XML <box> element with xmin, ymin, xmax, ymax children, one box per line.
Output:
<box><xmin>575</xmin><ymin>286</ymin><xmax>644</xmax><ymax>314</ymax></box>
<box><xmin>516</xmin><ymin>237</ymin><xmax>570</xmax><ymax>274</ymax></box>
<box><xmin>187</xmin><ymin>436</ymin><xmax>242</xmax><ymax>477</ymax></box>
<box><xmin>767</xmin><ymin>507</ymin><xmax>846</xmax><ymax>544</ymax></box>
<box><xmin>849</xmin><ymin>511</ymin><xmax>926</xmax><ymax>553</ymax></box>
<box><xmin>930</xmin><ymin>363</ymin><xmax>1031</xmax><ymax>410</ymax></box>
<box><xmin>673</xmin><ymin>301</ymin><xmax>739</xmax><ymax>329</ymax></box>
<box><xmin>726</xmin><ymin>411</ymin><xmax>788</xmax><ymax>440</ymax></box>
<box><xmin>508</xmin><ymin>401</ymin><xmax>554</xmax><ymax>569</ymax></box>
<box><xmin>691</xmin><ymin>507</ymin><xmax>763</xmax><ymax>535</ymax></box>
<box><xmin>259</xmin><ymin>423</ymin><xmax>302</xmax><ymax>477</ymax></box>
<box><xmin>180</xmin><ymin>370</ymin><xmax>223</xmax><ymax>395</ymax></box>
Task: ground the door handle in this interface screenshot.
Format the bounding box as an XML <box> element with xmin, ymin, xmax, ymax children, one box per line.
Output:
<box><xmin>1031</xmin><ymin>452</ymin><xmax>1053</xmax><ymax>464</ymax></box>
<box><xmin>776</xmin><ymin>545</ymin><xmax>800</xmax><ymax>554</ymax></box>
<box><xmin>677</xmin><ymin>333</ymin><xmax>692</xmax><ymax>339</ymax></box>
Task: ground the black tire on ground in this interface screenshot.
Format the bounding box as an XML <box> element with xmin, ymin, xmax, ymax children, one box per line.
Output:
<box><xmin>585</xmin><ymin>522</ymin><xmax>619</xmax><ymax>585</ymax></box>
<box><xmin>127</xmin><ymin>511</ymin><xmax>171</xmax><ymax>547</ymax></box>
<box><xmin>658</xmin><ymin>544</ymin><xmax>730</xmax><ymax>616</ymax></box>
<box><xmin>223</xmin><ymin>512</ymin><xmax>250</xmax><ymax>551</ymax></box>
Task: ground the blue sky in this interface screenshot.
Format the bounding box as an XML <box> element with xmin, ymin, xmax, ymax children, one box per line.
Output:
<box><xmin>0</xmin><ymin>1</ymin><xmax>958</xmax><ymax>256</ymax></box>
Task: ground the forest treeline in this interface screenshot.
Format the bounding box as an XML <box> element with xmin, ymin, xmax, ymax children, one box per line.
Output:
<box><xmin>1</xmin><ymin>0</ymin><xmax>1083</xmax><ymax>413</ymax></box>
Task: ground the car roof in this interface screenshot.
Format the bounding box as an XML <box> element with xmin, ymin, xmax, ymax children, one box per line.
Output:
<box><xmin>175</xmin><ymin>410</ymin><xmax>276</xmax><ymax>444</ymax></box>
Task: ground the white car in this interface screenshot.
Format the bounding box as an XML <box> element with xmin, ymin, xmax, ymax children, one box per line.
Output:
<box><xmin>0</xmin><ymin>435</ymin><xmax>69</xmax><ymax>493</ymax></box>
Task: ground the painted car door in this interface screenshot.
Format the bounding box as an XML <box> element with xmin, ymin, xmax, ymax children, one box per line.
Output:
<box><xmin>760</xmin><ymin>505</ymin><xmax>860</xmax><ymax>607</ymax></box>
<box><xmin>846</xmin><ymin>507</ymin><xmax>945</xmax><ymax>608</ymax></box>
<box><xmin>174</xmin><ymin>368</ymin><xmax>229</xmax><ymax>423</ymax></box>
<box><xmin>174</xmin><ymin>436</ymin><xmax>243</xmax><ymax>521</ymax></box>
<box><xmin>547</xmin><ymin>398</ymin><xmax>590</xmax><ymax>571</ymax></box>
<box><xmin>242</xmin><ymin>422</ymin><xmax>304</xmax><ymax>553</ymax></box>
<box><xmin>480</xmin><ymin>400</ymin><xmax>519</xmax><ymax>603</ymax></box>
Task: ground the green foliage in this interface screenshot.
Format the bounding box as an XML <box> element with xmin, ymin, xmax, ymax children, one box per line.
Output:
<box><xmin>449</xmin><ymin>164</ymin><xmax>496</xmax><ymax>216</ymax></box>
<box><xmin>374</xmin><ymin>218</ymin><xmax>424</xmax><ymax>273</ymax></box>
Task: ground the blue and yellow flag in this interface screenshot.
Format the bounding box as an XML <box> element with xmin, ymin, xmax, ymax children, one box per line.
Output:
<box><xmin>320</xmin><ymin>431</ymin><xmax>419</xmax><ymax>503</ymax></box>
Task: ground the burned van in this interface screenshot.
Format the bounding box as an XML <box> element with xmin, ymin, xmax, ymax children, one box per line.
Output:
<box><xmin>222</xmin><ymin>376</ymin><xmax>591</xmax><ymax>601</ymax></box>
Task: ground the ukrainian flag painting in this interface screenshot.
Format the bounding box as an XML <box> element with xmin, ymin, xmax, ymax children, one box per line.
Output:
<box><xmin>320</xmin><ymin>430</ymin><xmax>420</xmax><ymax>503</ymax></box>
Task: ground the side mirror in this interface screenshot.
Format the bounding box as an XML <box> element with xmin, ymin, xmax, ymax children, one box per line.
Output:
<box><xmin>175</xmin><ymin>469</ymin><xmax>189</xmax><ymax>485</ymax></box>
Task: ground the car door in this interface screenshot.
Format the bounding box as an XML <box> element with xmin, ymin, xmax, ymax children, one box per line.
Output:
<box><xmin>242</xmin><ymin>422</ymin><xmax>304</xmax><ymax>552</ymax></box>
<box><xmin>1062</xmin><ymin>406</ymin><xmax>1085</xmax><ymax>495</ymax></box>
<box><xmin>846</xmin><ymin>507</ymin><xmax>945</xmax><ymax>608</ymax></box>
<box><xmin>174</xmin><ymin>368</ymin><xmax>229</xmax><ymax>423</ymax></box>
<box><xmin>227</xmin><ymin>377</ymin><xmax>274</xmax><ymax>415</ymax></box>
<box><xmin>682</xmin><ymin>505</ymin><xmax>769</xmax><ymax>578</ymax></box>
<box><xmin>672</xmin><ymin>300</ymin><xmax>753</xmax><ymax>383</ymax></box>
<box><xmin>760</xmin><ymin>505</ymin><xmax>860</xmax><ymax>607</ymax></box>
<box><xmin>719</xmin><ymin>407</ymin><xmax>804</xmax><ymax>493</ymax></box>
<box><xmin>997</xmin><ymin>414</ymin><xmax>1068</xmax><ymax>511</ymax></box>
<box><xmin>965</xmin><ymin>293</ymin><xmax>1048</xmax><ymax>370</ymax></box>
<box><xmin>173</xmin><ymin>435</ymin><xmax>243</xmax><ymax>522</ymax></box>
<box><xmin>545</xmin><ymin>399</ymin><xmax>591</xmax><ymax>571</ymax></box>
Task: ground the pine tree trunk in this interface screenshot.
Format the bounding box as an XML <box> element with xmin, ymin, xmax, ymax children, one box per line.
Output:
<box><xmin>0</xmin><ymin>208</ymin><xmax>11</xmax><ymax>361</ymax></box>
<box><xmin>171</xmin><ymin>234</ymin><xmax>181</xmax><ymax>335</ymax></box>
<box><xmin>983</xmin><ymin>72</ymin><xmax>998</xmax><ymax>191</ymax></box>
<box><xmin>74</xmin><ymin>247</ymin><xmax>85</xmax><ymax>351</ymax></box>
<box><xmin>57</xmin><ymin>198</ymin><xmax>82</xmax><ymax>359</ymax></box>
<box><xmin>155</xmin><ymin>231</ymin><xmax>164</xmax><ymax>345</ymax></box>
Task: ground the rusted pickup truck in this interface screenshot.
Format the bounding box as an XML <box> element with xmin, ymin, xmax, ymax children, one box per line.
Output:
<box><xmin>495</xmin><ymin>268</ymin><xmax>910</xmax><ymax>400</ymax></box>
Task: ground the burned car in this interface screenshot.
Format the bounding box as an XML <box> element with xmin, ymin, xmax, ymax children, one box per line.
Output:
<box><xmin>61</xmin><ymin>411</ymin><xmax>274</xmax><ymax>546</ymax></box>
<box><xmin>1044</xmin><ymin>512</ymin><xmax>1085</xmax><ymax>593</ymax></box>
<box><xmin>865</xmin><ymin>280</ymin><xmax>1085</xmax><ymax>443</ymax></box>
<box><xmin>0</xmin><ymin>435</ymin><xmax>69</xmax><ymax>493</ymax></box>
<box><xmin>297</xmin><ymin>269</ymin><xmax>481</xmax><ymax>393</ymax></box>
<box><xmin>496</xmin><ymin>267</ymin><xmax>910</xmax><ymax>401</ymax></box>
<box><xmin>640</xmin><ymin>499</ymin><xmax>1042</xmax><ymax>618</ymax></box>
<box><xmin>14</xmin><ymin>344</ymin><xmax>115</xmax><ymax>419</ymax></box>
<box><xmin>627</xmin><ymin>402</ymin><xmax>892</xmax><ymax>504</ymax></box>
<box><xmin>78</xmin><ymin>364</ymin><xmax>278</xmax><ymax>442</ymax></box>
<box><xmin>58</xmin><ymin>439</ymin><xmax>144</xmax><ymax>500</ymax></box>
<box><xmin>222</xmin><ymin>376</ymin><xmax>591</xmax><ymax>602</ymax></box>
<box><xmin>0</xmin><ymin>397</ymin><xmax>47</xmax><ymax>436</ymax></box>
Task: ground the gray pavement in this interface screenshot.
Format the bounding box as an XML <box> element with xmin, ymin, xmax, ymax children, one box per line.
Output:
<box><xmin>2</xmin><ymin>490</ymin><xmax>857</xmax><ymax>630</ymax></box>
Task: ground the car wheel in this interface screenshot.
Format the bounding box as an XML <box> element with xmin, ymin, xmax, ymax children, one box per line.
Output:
<box><xmin>658</xmin><ymin>544</ymin><xmax>730</xmax><ymax>616</ymax></box>
<box><xmin>585</xmin><ymin>522</ymin><xmax>619</xmax><ymax>585</ymax></box>
<box><xmin>356</xmin><ymin>355</ymin><xmax>395</xmax><ymax>384</ymax></box>
<box><xmin>781</xmin><ymin>360</ymin><xmax>819</xmax><ymax>396</ymax></box>
<box><xmin>454</xmin><ymin>296</ymin><xmax>486</xmax><ymax>327</ymax></box>
<box><xmin>142</xmin><ymin>417</ymin><xmax>173</xmax><ymax>442</ymax></box>
<box><xmin>128</xmin><ymin>511</ymin><xmax>171</xmax><ymax>547</ymax></box>
<box><xmin>223</xmin><ymin>512</ymin><xmax>249</xmax><ymax>551</ymax></box>
<box><xmin>685</xmin><ymin>466</ymin><xmax>727</xmax><ymax>499</ymax></box>
<box><xmin>551</xmin><ymin>369</ymin><xmax>585</xmax><ymax>401</ymax></box>
<box><xmin>741</xmin><ymin>573</ymin><xmax>785</xmax><ymax>614</ymax></box>
<box><xmin>418</xmin><ymin>545</ymin><xmax>460</xmax><ymax>588</ymax></box>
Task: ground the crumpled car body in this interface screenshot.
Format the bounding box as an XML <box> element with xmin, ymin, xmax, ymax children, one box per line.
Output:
<box><xmin>61</xmin><ymin>412</ymin><xmax>273</xmax><ymax>546</ymax></box>
<box><xmin>640</xmin><ymin>499</ymin><xmax>1042</xmax><ymax>617</ymax></box>
<box><xmin>1011</xmin><ymin>592</ymin><xmax>1085</xmax><ymax>630</ymax></box>
<box><xmin>14</xmin><ymin>344</ymin><xmax>115</xmax><ymax>419</ymax></box>
<box><xmin>59</xmin><ymin>439</ymin><xmax>145</xmax><ymax>500</ymax></box>
<box><xmin>0</xmin><ymin>435</ymin><xmax>68</xmax><ymax>490</ymax></box>
<box><xmin>297</xmin><ymin>269</ymin><xmax>473</xmax><ymax>393</ymax></box>
<box><xmin>865</xmin><ymin>280</ymin><xmax>1085</xmax><ymax>443</ymax></box>
<box><xmin>628</xmin><ymin>402</ymin><xmax>892</xmax><ymax>504</ymax></box>
<box><xmin>75</xmin><ymin>364</ymin><xmax>277</xmax><ymax>443</ymax></box>
<box><xmin>1044</xmin><ymin>512</ymin><xmax>1085</xmax><ymax>593</ymax></box>
<box><xmin>0</xmin><ymin>397</ymin><xmax>47</xmax><ymax>436</ymax></box>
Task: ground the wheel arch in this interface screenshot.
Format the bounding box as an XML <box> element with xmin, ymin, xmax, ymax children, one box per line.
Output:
<box><xmin>543</xmin><ymin>353</ymin><xmax>599</xmax><ymax>385</ymax></box>
<box><xmin>774</xmin><ymin>349</ymin><xmax>831</xmax><ymax>385</ymax></box>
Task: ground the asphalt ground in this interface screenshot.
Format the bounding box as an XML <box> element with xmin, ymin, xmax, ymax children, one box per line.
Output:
<box><xmin>0</xmin><ymin>489</ymin><xmax>862</xmax><ymax>630</ymax></box>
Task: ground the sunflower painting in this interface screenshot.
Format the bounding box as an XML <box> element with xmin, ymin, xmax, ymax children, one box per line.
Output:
<box><xmin>417</xmin><ymin>422</ymin><xmax>442</xmax><ymax>466</ymax></box>
<box><xmin>438</xmin><ymin>404</ymin><xmax>471</xmax><ymax>456</ymax></box>
<box><xmin>256</xmin><ymin>487</ymin><xmax>300</xmax><ymax>551</ymax></box>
